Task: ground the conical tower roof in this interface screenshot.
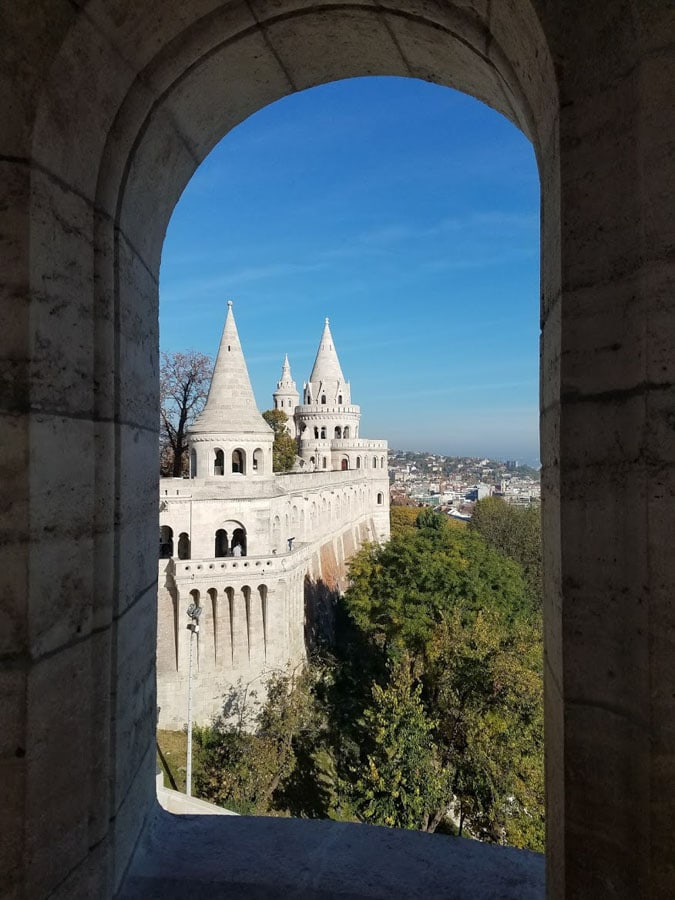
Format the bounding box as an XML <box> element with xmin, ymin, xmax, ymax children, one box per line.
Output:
<box><xmin>277</xmin><ymin>353</ymin><xmax>296</xmax><ymax>389</ymax></box>
<box><xmin>191</xmin><ymin>301</ymin><xmax>271</xmax><ymax>435</ymax></box>
<box><xmin>309</xmin><ymin>318</ymin><xmax>346</xmax><ymax>386</ymax></box>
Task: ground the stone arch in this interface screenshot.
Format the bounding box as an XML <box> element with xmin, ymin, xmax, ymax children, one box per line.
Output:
<box><xmin>343</xmin><ymin>426</ymin><xmax>350</xmax><ymax>439</ymax></box>
<box><xmin>177</xmin><ymin>532</ymin><xmax>190</xmax><ymax>560</ymax></box>
<box><xmin>377</xmin><ymin>492</ymin><xmax>384</xmax><ymax>505</ymax></box>
<box><xmin>214</xmin><ymin>529</ymin><xmax>228</xmax><ymax>558</ymax></box>
<box><xmin>231</xmin><ymin>448</ymin><xmax>246</xmax><ymax>474</ymax></box>
<box><xmin>341</xmin><ymin>457</ymin><xmax>349</xmax><ymax>471</ymax></box>
<box><xmin>9</xmin><ymin>3</ymin><xmax>669</xmax><ymax>897</ymax></box>
<box><xmin>159</xmin><ymin>525</ymin><xmax>173</xmax><ymax>558</ymax></box>
<box><xmin>214</xmin><ymin>448</ymin><xmax>224</xmax><ymax>476</ymax></box>
<box><xmin>252</xmin><ymin>447</ymin><xmax>264</xmax><ymax>473</ymax></box>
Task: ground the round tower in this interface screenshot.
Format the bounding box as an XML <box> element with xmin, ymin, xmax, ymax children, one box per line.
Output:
<box><xmin>272</xmin><ymin>354</ymin><xmax>300</xmax><ymax>437</ymax></box>
<box><xmin>295</xmin><ymin>318</ymin><xmax>361</xmax><ymax>470</ymax></box>
<box><xmin>188</xmin><ymin>301</ymin><xmax>274</xmax><ymax>479</ymax></box>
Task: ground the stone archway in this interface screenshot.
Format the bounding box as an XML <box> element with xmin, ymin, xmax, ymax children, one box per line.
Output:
<box><xmin>3</xmin><ymin>3</ymin><xmax>672</xmax><ymax>899</ymax></box>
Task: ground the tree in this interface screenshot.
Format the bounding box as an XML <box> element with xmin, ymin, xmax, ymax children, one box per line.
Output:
<box><xmin>262</xmin><ymin>409</ymin><xmax>297</xmax><ymax>472</ymax></box>
<box><xmin>354</xmin><ymin>659</ymin><xmax>449</xmax><ymax>831</ymax></box>
<box><xmin>469</xmin><ymin>497</ymin><xmax>542</xmax><ymax>609</ymax></box>
<box><xmin>160</xmin><ymin>350</ymin><xmax>213</xmax><ymax>477</ymax></box>
<box><xmin>340</xmin><ymin>516</ymin><xmax>544</xmax><ymax>849</ymax></box>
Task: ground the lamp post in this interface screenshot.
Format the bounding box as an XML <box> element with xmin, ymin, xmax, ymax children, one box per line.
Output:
<box><xmin>185</xmin><ymin>600</ymin><xmax>202</xmax><ymax>797</ymax></box>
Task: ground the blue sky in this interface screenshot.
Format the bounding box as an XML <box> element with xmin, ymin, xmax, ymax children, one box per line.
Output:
<box><xmin>160</xmin><ymin>76</ymin><xmax>540</xmax><ymax>462</ymax></box>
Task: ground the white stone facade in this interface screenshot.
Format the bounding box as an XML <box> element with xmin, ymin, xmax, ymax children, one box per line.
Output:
<box><xmin>157</xmin><ymin>307</ymin><xmax>390</xmax><ymax>728</ymax></box>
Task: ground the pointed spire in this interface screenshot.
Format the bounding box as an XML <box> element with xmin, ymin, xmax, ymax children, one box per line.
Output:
<box><xmin>191</xmin><ymin>301</ymin><xmax>270</xmax><ymax>434</ymax></box>
<box><xmin>308</xmin><ymin>317</ymin><xmax>346</xmax><ymax>386</ymax></box>
<box><xmin>278</xmin><ymin>353</ymin><xmax>294</xmax><ymax>387</ymax></box>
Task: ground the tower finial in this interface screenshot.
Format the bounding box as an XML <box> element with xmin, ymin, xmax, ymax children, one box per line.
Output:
<box><xmin>227</xmin><ymin>299</ymin><xmax>233</xmax><ymax>309</ymax></box>
<box><xmin>325</xmin><ymin>317</ymin><xmax>329</xmax><ymax>325</ymax></box>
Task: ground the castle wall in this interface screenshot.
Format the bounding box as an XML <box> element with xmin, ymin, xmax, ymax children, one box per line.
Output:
<box><xmin>156</xmin><ymin>468</ymin><xmax>389</xmax><ymax>728</ymax></box>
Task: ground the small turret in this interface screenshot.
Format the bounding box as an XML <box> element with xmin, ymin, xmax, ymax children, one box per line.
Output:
<box><xmin>188</xmin><ymin>301</ymin><xmax>273</xmax><ymax>479</ymax></box>
<box><xmin>304</xmin><ymin>318</ymin><xmax>351</xmax><ymax>405</ymax></box>
<box><xmin>272</xmin><ymin>354</ymin><xmax>300</xmax><ymax>437</ymax></box>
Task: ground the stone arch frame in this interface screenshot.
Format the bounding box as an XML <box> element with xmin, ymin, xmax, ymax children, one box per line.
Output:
<box><xmin>177</xmin><ymin>531</ymin><xmax>190</xmax><ymax>559</ymax></box>
<box><xmin>159</xmin><ymin>525</ymin><xmax>174</xmax><ymax>558</ymax></box>
<box><xmin>252</xmin><ymin>447</ymin><xmax>264</xmax><ymax>473</ymax></box>
<box><xmin>231</xmin><ymin>448</ymin><xmax>246</xmax><ymax>474</ymax></box>
<box><xmin>5</xmin><ymin>3</ymin><xmax>670</xmax><ymax>898</ymax></box>
<box><xmin>213</xmin><ymin>447</ymin><xmax>225</xmax><ymax>475</ymax></box>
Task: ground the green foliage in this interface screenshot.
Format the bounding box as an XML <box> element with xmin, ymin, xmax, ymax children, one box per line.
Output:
<box><xmin>192</xmin><ymin>511</ymin><xmax>544</xmax><ymax>850</ymax></box>
<box><xmin>469</xmin><ymin>497</ymin><xmax>542</xmax><ymax>609</ymax></box>
<box><xmin>344</xmin><ymin>513</ymin><xmax>529</xmax><ymax>659</ymax></box>
<box><xmin>390</xmin><ymin>506</ymin><xmax>421</xmax><ymax>539</ymax></box>
<box><xmin>262</xmin><ymin>409</ymin><xmax>297</xmax><ymax>472</ymax></box>
<box><xmin>355</xmin><ymin>660</ymin><xmax>450</xmax><ymax>830</ymax></box>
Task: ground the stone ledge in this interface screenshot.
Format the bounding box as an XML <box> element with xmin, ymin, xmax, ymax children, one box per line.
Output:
<box><xmin>117</xmin><ymin>806</ymin><xmax>544</xmax><ymax>899</ymax></box>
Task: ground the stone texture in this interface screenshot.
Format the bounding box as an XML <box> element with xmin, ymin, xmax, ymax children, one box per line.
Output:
<box><xmin>119</xmin><ymin>810</ymin><xmax>545</xmax><ymax>899</ymax></box>
<box><xmin>0</xmin><ymin>1</ymin><xmax>673</xmax><ymax>898</ymax></box>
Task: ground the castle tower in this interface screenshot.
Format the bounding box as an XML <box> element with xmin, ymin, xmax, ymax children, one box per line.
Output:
<box><xmin>295</xmin><ymin>318</ymin><xmax>361</xmax><ymax>470</ymax></box>
<box><xmin>188</xmin><ymin>301</ymin><xmax>274</xmax><ymax>478</ymax></box>
<box><xmin>272</xmin><ymin>354</ymin><xmax>300</xmax><ymax>437</ymax></box>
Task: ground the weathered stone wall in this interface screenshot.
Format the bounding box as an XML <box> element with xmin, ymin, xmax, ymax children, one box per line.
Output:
<box><xmin>1</xmin><ymin>2</ymin><xmax>672</xmax><ymax>898</ymax></box>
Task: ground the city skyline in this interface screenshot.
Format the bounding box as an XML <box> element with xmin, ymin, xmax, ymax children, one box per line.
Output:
<box><xmin>160</xmin><ymin>76</ymin><xmax>540</xmax><ymax>462</ymax></box>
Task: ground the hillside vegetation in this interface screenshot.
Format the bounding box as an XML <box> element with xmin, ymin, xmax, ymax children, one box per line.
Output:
<box><xmin>189</xmin><ymin>504</ymin><xmax>544</xmax><ymax>850</ymax></box>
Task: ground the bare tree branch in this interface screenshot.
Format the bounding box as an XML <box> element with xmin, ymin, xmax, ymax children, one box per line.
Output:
<box><xmin>160</xmin><ymin>350</ymin><xmax>213</xmax><ymax>477</ymax></box>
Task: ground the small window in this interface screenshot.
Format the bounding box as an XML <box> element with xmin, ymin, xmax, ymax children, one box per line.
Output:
<box><xmin>338</xmin><ymin>394</ymin><xmax>343</xmax><ymax>404</ymax></box>
<box><xmin>377</xmin><ymin>493</ymin><xmax>384</xmax><ymax>505</ymax></box>
<box><xmin>320</xmin><ymin>427</ymin><xmax>326</xmax><ymax>439</ymax></box>
<box><xmin>322</xmin><ymin>457</ymin><xmax>327</xmax><ymax>469</ymax></box>
<box><xmin>321</xmin><ymin>395</ymin><xmax>326</xmax><ymax>404</ymax></box>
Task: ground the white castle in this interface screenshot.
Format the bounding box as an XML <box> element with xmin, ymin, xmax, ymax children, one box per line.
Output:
<box><xmin>157</xmin><ymin>302</ymin><xmax>390</xmax><ymax>727</ymax></box>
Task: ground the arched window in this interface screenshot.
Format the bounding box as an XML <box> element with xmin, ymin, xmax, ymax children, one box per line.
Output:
<box><xmin>232</xmin><ymin>449</ymin><xmax>245</xmax><ymax>474</ymax></box>
<box><xmin>343</xmin><ymin>426</ymin><xmax>350</xmax><ymax>439</ymax></box>
<box><xmin>356</xmin><ymin>456</ymin><xmax>361</xmax><ymax>469</ymax></box>
<box><xmin>377</xmin><ymin>492</ymin><xmax>384</xmax><ymax>505</ymax></box>
<box><xmin>381</xmin><ymin>456</ymin><xmax>385</xmax><ymax>468</ymax></box>
<box><xmin>272</xmin><ymin>515</ymin><xmax>281</xmax><ymax>549</ymax></box>
<box><xmin>338</xmin><ymin>394</ymin><xmax>343</xmax><ymax>404</ymax></box>
<box><xmin>314</xmin><ymin>427</ymin><xmax>319</xmax><ymax>439</ymax></box>
<box><xmin>341</xmin><ymin>458</ymin><xmax>349</xmax><ymax>471</ymax></box>
<box><xmin>159</xmin><ymin>525</ymin><xmax>173</xmax><ymax>558</ymax></box>
<box><xmin>190</xmin><ymin>448</ymin><xmax>197</xmax><ymax>478</ymax></box>
<box><xmin>334</xmin><ymin>425</ymin><xmax>342</xmax><ymax>439</ymax></box>
<box><xmin>214</xmin><ymin>448</ymin><xmax>224</xmax><ymax>476</ymax></box>
<box><xmin>177</xmin><ymin>532</ymin><xmax>190</xmax><ymax>560</ymax></box>
<box><xmin>321</xmin><ymin>395</ymin><xmax>326</xmax><ymax>404</ymax></box>
<box><xmin>274</xmin><ymin>398</ymin><xmax>278</xmax><ymax>408</ymax></box>
<box><xmin>320</xmin><ymin>426</ymin><xmax>326</xmax><ymax>439</ymax></box>
<box><xmin>322</xmin><ymin>456</ymin><xmax>327</xmax><ymax>469</ymax></box>
<box><xmin>310</xmin><ymin>456</ymin><xmax>315</xmax><ymax>467</ymax></box>
<box><xmin>215</xmin><ymin>529</ymin><xmax>228</xmax><ymax>558</ymax></box>
<box><xmin>232</xmin><ymin>527</ymin><xmax>246</xmax><ymax>557</ymax></box>
<box><xmin>373</xmin><ymin>456</ymin><xmax>378</xmax><ymax>468</ymax></box>
<box><xmin>252</xmin><ymin>448</ymin><xmax>263</xmax><ymax>473</ymax></box>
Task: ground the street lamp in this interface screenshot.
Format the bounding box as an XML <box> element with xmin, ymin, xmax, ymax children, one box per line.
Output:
<box><xmin>185</xmin><ymin>601</ymin><xmax>202</xmax><ymax>797</ymax></box>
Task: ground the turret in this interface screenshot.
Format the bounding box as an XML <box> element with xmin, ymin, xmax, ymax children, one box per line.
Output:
<box><xmin>272</xmin><ymin>354</ymin><xmax>300</xmax><ymax>437</ymax></box>
<box><xmin>188</xmin><ymin>301</ymin><xmax>273</xmax><ymax>478</ymax></box>
<box><xmin>295</xmin><ymin>318</ymin><xmax>361</xmax><ymax>469</ymax></box>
